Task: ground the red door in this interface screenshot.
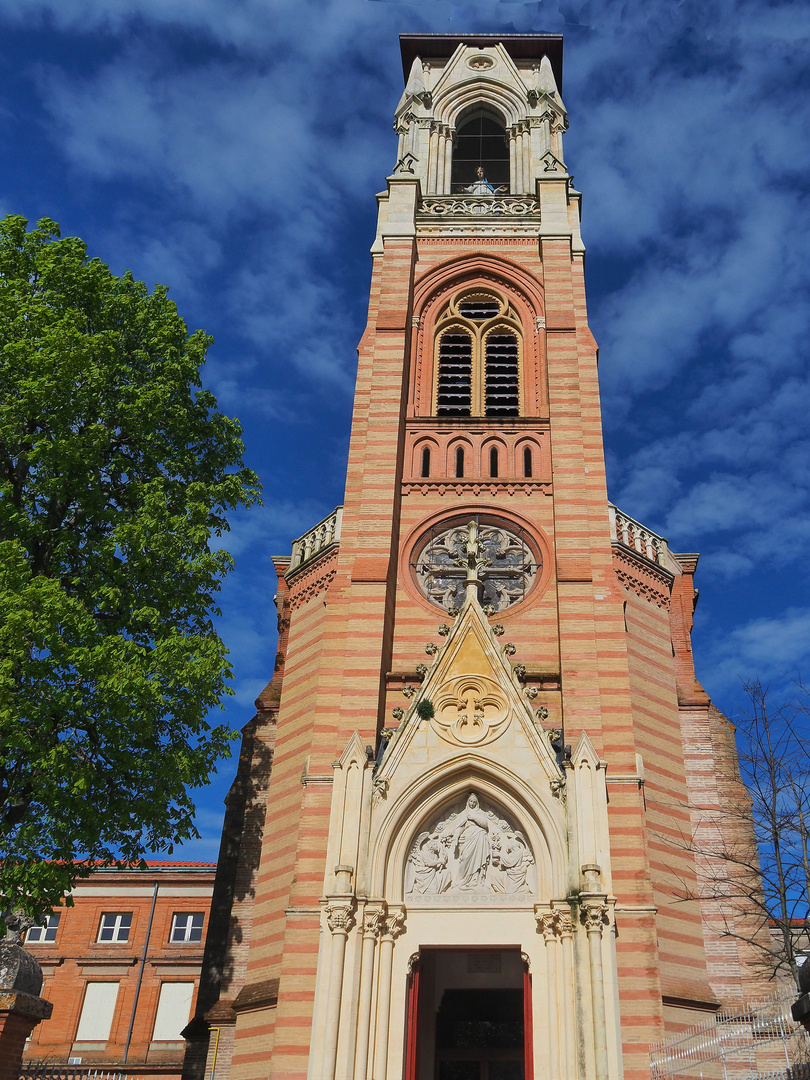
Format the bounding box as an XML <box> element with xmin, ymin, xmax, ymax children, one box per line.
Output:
<box><xmin>405</xmin><ymin>963</ymin><xmax>421</xmax><ymax>1080</ymax></box>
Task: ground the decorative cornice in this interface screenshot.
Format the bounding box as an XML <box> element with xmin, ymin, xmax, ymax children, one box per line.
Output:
<box><xmin>288</xmin><ymin>548</ymin><xmax>338</xmax><ymax>611</ymax></box>
<box><xmin>612</xmin><ymin>544</ymin><xmax>673</xmax><ymax>609</ymax></box>
<box><xmin>403</xmin><ymin>480</ymin><xmax>551</xmax><ymax>497</ymax></box>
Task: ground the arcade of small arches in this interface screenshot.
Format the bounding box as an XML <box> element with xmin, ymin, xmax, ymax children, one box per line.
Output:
<box><xmin>407</xmin><ymin>433</ymin><xmax>546</xmax><ymax>485</ymax></box>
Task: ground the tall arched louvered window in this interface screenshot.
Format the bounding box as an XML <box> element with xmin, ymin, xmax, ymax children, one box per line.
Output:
<box><xmin>436</xmin><ymin>331</ymin><xmax>473</xmax><ymax>416</ymax></box>
<box><xmin>484</xmin><ymin>331</ymin><xmax>519</xmax><ymax>416</ymax></box>
<box><xmin>433</xmin><ymin>290</ymin><xmax>521</xmax><ymax>417</ymax></box>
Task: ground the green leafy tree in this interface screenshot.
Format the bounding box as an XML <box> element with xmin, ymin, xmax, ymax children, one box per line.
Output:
<box><xmin>0</xmin><ymin>215</ymin><xmax>260</xmax><ymax>923</ymax></box>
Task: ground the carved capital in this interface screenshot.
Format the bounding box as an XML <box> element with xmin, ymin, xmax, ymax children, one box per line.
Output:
<box><xmin>383</xmin><ymin>908</ymin><xmax>406</xmax><ymax>940</ymax></box>
<box><xmin>362</xmin><ymin>907</ymin><xmax>385</xmax><ymax>938</ymax></box>
<box><xmin>580</xmin><ymin>902</ymin><xmax>609</xmax><ymax>935</ymax></box>
<box><xmin>555</xmin><ymin>909</ymin><xmax>574</xmax><ymax>936</ymax></box>
<box><xmin>326</xmin><ymin>903</ymin><xmax>355</xmax><ymax>935</ymax></box>
<box><xmin>539</xmin><ymin>911</ymin><xmax>559</xmax><ymax>942</ymax></box>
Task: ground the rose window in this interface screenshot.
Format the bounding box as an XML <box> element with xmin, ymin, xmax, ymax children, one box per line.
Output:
<box><xmin>412</xmin><ymin>519</ymin><xmax>539</xmax><ymax>613</ymax></box>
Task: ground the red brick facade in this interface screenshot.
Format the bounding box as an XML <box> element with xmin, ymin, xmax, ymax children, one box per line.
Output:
<box><xmin>22</xmin><ymin>863</ymin><xmax>215</xmax><ymax>1080</ymax></box>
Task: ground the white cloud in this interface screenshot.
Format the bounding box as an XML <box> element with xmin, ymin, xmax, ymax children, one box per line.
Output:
<box><xmin>703</xmin><ymin>608</ymin><xmax>810</xmax><ymax>698</ymax></box>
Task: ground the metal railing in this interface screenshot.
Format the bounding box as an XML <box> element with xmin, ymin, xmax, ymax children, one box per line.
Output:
<box><xmin>650</xmin><ymin>988</ymin><xmax>804</xmax><ymax>1079</ymax></box>
<box><xmin>289</xmin><ymin>506</ymin><xmax>343</xmax><ymax>573</ymax></box>
<box><xmin>20</xmin><ymin>1067</ymin><xmax>124</xmax><ymax>1080</ymax></box>
<box><xmin>609</xmin><ymin>503</ymin><xmax>668</xmax><ymax>566</ymax></box>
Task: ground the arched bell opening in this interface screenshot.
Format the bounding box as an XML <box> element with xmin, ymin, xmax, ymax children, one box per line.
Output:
<box><xmin>451</xmin><ymin>109</ymin><xmax>509</xmax><ymax>195</ymax></box>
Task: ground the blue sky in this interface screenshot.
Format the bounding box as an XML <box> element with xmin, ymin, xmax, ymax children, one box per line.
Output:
<box><xmin>2</xmin><ymin>0</ymin><xmax>808</xmax><ymax>859</ymax></box>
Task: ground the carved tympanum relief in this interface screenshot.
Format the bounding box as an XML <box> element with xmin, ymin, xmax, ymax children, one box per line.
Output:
<box><xmin>405</xmin><ymin>792</ymin><xmax>536</xmax><ymax>904</ymax></box>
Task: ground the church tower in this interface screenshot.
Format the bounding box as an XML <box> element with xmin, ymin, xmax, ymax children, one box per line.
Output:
<box><xmin>189</xmin><ymin>35</ymin><xmax>774</xmax><ymax>1080</ymax></box>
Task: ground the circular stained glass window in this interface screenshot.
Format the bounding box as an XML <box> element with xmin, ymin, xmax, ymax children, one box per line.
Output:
<box><xmin>412</xmin><ymin>518</ymin><xmax>540</xmax><ymax>613</ymax></box>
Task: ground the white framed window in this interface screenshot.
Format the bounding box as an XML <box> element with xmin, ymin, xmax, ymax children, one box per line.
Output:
<box><xmin>170</xmin><ymin>912</ymin><xmax>205</xmax><ymax>943</ymax></box>
<box><xmin>97</xmin><ymin>912</ymin><xmax>132</xmax><ymax>943</ymax></box>
<box><xmin>26</xmin><ymin>913</ymin><xmax>60</xmax><ymax>943</ymax></box>
<box><xmin>75</xmin><ymin>982</ymin><xmax>119</xmax><ymax>1042</ymax></box>
<box><xmin>152</xmin><ymin>982</ymin><xmax>195</xmax><ymax>1041</ymax></box>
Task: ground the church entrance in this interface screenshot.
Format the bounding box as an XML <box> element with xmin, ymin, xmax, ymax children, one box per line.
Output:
<box><xmin>409</xmin><ymin>949</ymin><xmax>532</xmax><ymax>1080</ymax></box>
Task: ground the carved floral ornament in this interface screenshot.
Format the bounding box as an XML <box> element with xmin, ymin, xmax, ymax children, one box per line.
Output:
<box><xmin>538</xmin><ymin>908</ymin><xmax>573</xmax><ymax>940</ymax></box>
<box><xmin>433</xmin><ymin>673</ymin><xmax>510</xmax><ymax>746</ymax></box>
<box><xmin>326</xmin><ymin>904</ymin><xmax>355</xmax><ymax>934</ymax></box>
<box><xmin>466</xmin><ymin>53</ymin><xmax>496</xmax><ymax>70</ymax></box>
<box><xmin>405</xmin><ymin>791</ymin><xmax>537</xmax><ymax>904</ymax></box>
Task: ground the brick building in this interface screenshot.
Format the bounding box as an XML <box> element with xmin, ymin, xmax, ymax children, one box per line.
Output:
<box><xmin>23</xmin><ymin>861</ymin><xmax>215</xmax><ymax>1079</ymax></box>
<box><xmin>184</xmin><ymin>34</ymin><xmax>775</xmax><ymax>1080</ymax></box>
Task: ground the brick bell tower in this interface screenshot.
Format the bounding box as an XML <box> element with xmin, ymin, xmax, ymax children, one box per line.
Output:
<box><xmin>188</xmin><ymin>34</ymin><xmax>775</xmax><ymax>1080</ymax></box>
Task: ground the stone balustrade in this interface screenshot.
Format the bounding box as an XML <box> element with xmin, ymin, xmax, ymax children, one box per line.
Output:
<box><xmin>289</xmin><ymin>507</ymin><xmax>343</xmax><ymax>573</ymax></box>
<box><xmin>608</xmin><ymin>504</ymin><xmax>667</xmax><ymax>565</ymax></box>
<box><xmin>418</xmin><ymin>196</ymin><xmax>540</xmax><ymax>217</ymax></box>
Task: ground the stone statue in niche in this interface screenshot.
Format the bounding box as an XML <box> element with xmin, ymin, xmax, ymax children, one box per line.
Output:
<box><xmin>404</xmin><ymin>792</ymin><xmax>536</xmax><ymax>900</ymax></box>
<box><xmin>451</xmin><ymin>794</ymin><xmax>493</xmax><ymax>888</ymax></box>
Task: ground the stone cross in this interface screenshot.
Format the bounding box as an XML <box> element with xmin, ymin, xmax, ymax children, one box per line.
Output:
<box><xmin>453</xmin><ymin>519</ymin><xmax>491</xmax><ymax>604</ymax></box>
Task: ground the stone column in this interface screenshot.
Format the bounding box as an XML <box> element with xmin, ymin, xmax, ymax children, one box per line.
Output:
<box><xmin>581</xmin><ymin>901</ymin><xmax>610</xmax><ymax>1080</ymax></box>
<box><xmin>322</xmin><ymin>902</ymin><xmax>355</xmax><ymax>1080</ymax></box>
<box><xmin>520</xmin><ymin>126</ymin><xmax>531</xmax><ymax>193</ymax></box>
<box><xmin>0</xmin><ymin>924</ymin><xmax>53</xmax><ymax>1080</ymax></box>
<box><xmin>353</xmin><ymin>905</ymin><xmax>384</xmax><ymax>1080</ymax></box>
<box><xmin>443</xmin><ymin>129</ymin><xmax>453</xmax><ymax>194</ymax></box>
<box><xmin>555</xmin><ymin>907</ymin><xmax>576</xmax><ymax>1080</ymax></box>
<box><xmin>538</xmin><ymin>912</ymin><xmax>561</xmax><ymax>1080</ymax></box>
<box><xmin>508</xmin><ymin>128</ymin><xmax>517</xmax><ymax>195</ymax></box>
<box><xmin>371</xmin><ymin>908</ymin><xmax>405</xmax><ymax>1080</ymax></box>
<box><xmin>428</xmin><ymin>125</ymin><xmax>439</xmax><ymax>195</ymax></box>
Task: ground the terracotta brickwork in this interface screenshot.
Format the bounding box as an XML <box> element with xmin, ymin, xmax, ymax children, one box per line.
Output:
<box><xmin>192</xmin><ymin>34</ymin><xmax>775</xmax><ymax>1080</ymax></box>
<box><xmin>23</xmin><ymin>863</ymin><xmax>215</xmax><ymax>1080</ymax></box>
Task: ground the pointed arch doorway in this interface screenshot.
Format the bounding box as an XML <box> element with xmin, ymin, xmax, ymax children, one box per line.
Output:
<box><xmin>406</xmin><ymin>948</ymin><xmax>533</xmax><ymax>1080</ymax></box>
